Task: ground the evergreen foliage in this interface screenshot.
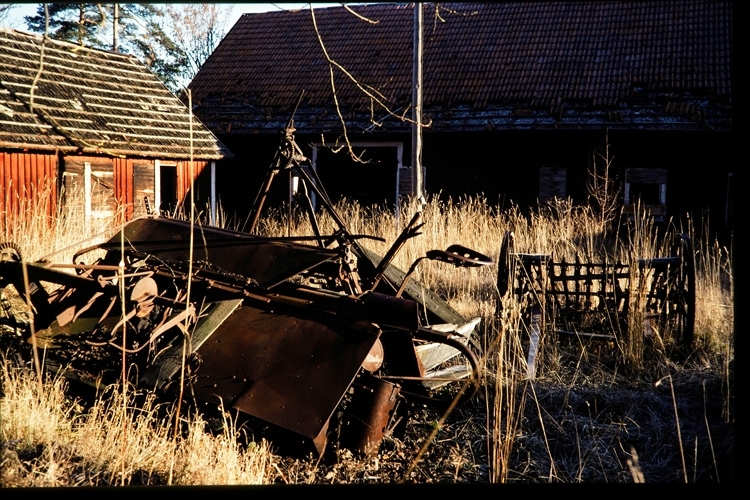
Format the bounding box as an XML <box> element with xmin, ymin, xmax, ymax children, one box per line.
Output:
<box><xmin>24</xmin><ymin>3</ymin><xmax>188</xmax><ymax>92</ymax></box>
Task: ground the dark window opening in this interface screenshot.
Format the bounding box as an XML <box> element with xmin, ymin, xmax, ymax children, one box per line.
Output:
<box><xmin>624</xmin><ymin>168</ymin><xmax>666</xmax><ymax>221</ymax></box>
<box><xmin>314</xmin><ymin>146</ymin><xmax>398</xmax><ymax>208</ymax></box>
<box><xmin>539</xmin><ymin>167</ymin><xmax>567</xmax><ymax>202</ymax></box>
<box><xmin>627</xmin><ymin>182</ymin><xmax>660</xmax><ymax>205</ymax></box>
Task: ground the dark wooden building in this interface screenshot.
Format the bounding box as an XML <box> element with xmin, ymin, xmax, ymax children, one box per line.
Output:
<box><xmin>0</xmin><ymin>28</ymin><xmax>232</xmax><ymax>229</ymax></box>
<box><xmin>188</xmin><ymin>1</ymin><xmax>734</xmax><ymax>235</ymax></box>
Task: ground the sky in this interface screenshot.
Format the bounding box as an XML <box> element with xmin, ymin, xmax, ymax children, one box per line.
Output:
<box><xmin>1</xmin><ymin>3</ymin><xmax>342</xmax><ymax>31</ymax></box>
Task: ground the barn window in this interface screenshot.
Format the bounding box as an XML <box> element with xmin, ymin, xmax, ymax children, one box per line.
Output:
<box><xmin>61</xmin><ymin>158</ymin><xmax>114</xmax><ymax>231</ymax></box>
<box><xmin>311</xmin><ymin>142</ymin><xmax>403</xmax><ymax>210</ymax></box>
<box><xmin>623</xmin><ymin>168</ymin><xmax>666</xmax><ymax>221</ymax></box>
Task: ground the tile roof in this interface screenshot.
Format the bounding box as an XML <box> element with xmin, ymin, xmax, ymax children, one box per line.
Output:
<box><xmin>189</xmin><ymin>1</ymin><xmax>732</xmax><ymax>133</ymax></box>
<box><xmin>0</xmin><ymin>28</ymin><xmax>232</xmax><ymax>159</ymax></box>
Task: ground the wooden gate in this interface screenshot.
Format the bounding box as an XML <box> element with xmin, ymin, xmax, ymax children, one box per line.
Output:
<box><xmin>496</xmin><ymin>231</ymin><xmax>695</xmax><ymax>349</ymax></box>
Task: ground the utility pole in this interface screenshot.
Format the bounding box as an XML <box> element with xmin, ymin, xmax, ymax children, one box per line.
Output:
<box><xmin>113</xmin><ymin>3</ymin><xmax>119</xmax><ymax>52</ymax></box>
<box><xmin>411</xmin><ymin>2</ymin><xmax>424</xmax><ymax>201</ymax></box>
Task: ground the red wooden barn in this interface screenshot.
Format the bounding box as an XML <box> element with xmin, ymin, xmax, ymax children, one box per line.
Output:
<box><xmin>0</xmin><ymin>28</ymin><xmax>232</xmax><ymax>228</ymax></box>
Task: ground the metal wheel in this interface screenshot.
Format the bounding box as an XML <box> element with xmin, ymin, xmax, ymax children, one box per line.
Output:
<box><xmin>0</xmin><ymin>241</ymin><xmax>22</xmax><ymax>262</ymax></box>
<box><xmin>0</xmin><ymin>242</ymin><xmax>22</xmax><ymax>289</ymax></box>
<box><xmin>382</xmin><ymin>330</ymin><xmax>482</xmax><ymax>409</ymax></box>
<box><xmin>671</xmin><ymin>233</ymin><xmax>696</xmax><ymax>348</ymax></box>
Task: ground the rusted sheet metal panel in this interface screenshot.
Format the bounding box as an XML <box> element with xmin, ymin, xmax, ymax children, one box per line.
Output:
<box><xmin>140</xmin><ymin>299</ymin><xmax>243</xmax><ymax>388</ymax></box>
<box><xmin>339</xmin><ymin>376</ymin><xmax>401</xmax><ymax>457</ymax></box>
<box><xmin>193</xmin><ymin>304</ymin><xmax>380</xmax><ymax>443</ymax></box>
<box><xmin>100</xmin><ymin>217</ymin><xmax>340</xmax><ymax>289</ymax></box>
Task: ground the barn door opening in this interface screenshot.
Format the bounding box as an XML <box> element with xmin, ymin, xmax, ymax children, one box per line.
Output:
<box><xmin>312</xmin><ymin>143</ymin><xmax>402</xmax><ymax>210</ymax></box>
<box><xmin>133</xmin><ymin>162</ymin><xmax>155</xmax><ymax>218</ymax></box>
<box><xmin>156</xmin><ymin>162</ymin><xmax>178</xmax><ymax>216</ymax></box>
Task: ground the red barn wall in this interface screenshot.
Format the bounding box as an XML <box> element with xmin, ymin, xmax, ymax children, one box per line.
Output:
<box><xmin>2</xmin><ymin>152</ymin><xmax>211</xmax><ymax>227</ymax></box>
<box><xmin>0</xmin><ymin>151</ymin><xmax>58</xmax><ymax>221</ymax></box>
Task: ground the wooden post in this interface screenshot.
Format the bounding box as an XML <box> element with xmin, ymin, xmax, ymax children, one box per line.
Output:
<box><xmin>527</xmin><ymin>304</ymin><xmax>542</xmax><ymax>379</ymax></box>
<box><xmin>411</xmin><ymin>3</ymin><xmax>423</xmax><ymax>200</ymax></box>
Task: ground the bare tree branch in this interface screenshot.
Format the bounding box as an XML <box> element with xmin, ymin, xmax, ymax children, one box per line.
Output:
<box><xmin>164</xmin><ymin>4</ymin><xmax>235</xmax><ymax>88</ymax></box>
<box><xmin>343</xmin><ymin>4</ymin><xmax>379</xmax><ymax>24</ymax></box>
<box><xmin>310</xmin><ymin>4</ymin><xmax>420</xmax><ymax>161</ymax></box>
<box><xmin>0</xmin><ymin>4</ymin><xmax>15</xmax><ymax>24</ymax></box>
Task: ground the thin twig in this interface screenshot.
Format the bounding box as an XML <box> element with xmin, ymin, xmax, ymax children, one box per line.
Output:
<box><xmin>702</xmin><ymin>380</ymin><xmax>719</xmax><ymax>482</ymax></box>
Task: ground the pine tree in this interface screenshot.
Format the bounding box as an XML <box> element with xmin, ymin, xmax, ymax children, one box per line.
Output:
<box><xmin>24</xmin><ymin>3</ymin><xmax>188</xmax><ymax>92</ymax></box>
<box><xmin>115</xmin><ymin>4</ymin><xmax>187</xmax><ymax>91</ymax></box>
<box><xmin>25</xmin><ymin>3</ymin><xmax>105</xmax><ymax>47</ymax></box>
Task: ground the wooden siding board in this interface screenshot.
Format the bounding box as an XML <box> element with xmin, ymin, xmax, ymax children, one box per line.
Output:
<box><xmin>0</xmin><ymin>152</ymin><xmax>8</xmax><ymax>213</ymax></box>
<box><xmin>12</xmin><ymin>151</ymin><xmax>21</xmax><ymax>195</ymax></box>
<box><xmin>175</xmin><ymin>160</ymin><xmax>208</xmax><ymax>206</ymax></box>
<box><xmin>0</xmin><ymin>152</ymin><xmax>5</xmax><ymax>199</ymax></box>
<box><xmin>0</xmin><ymin>151</ymin><xmax>57</xmax><ymax>216</ymax></box>
<box><xmin>36</xmin><ymin>155</ymin><xmax>44</xmax><ymax>192</ymax></box>
<box><xmin>24</xmin><ymin>153</ymin><xmax>32</xmax><ymax>193</ymax></box>
<box><xmin>47</xmin><ymin>154</ymin><xmax>56</xmax><ymax>213</ymax></box>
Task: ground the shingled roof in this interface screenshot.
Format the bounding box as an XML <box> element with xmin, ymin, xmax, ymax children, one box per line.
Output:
<box><xmin>0</xmin><ymin>28</ymin><xmax>231</xmax><ymax>159</ymax></box>
<box><xmin>189</xmin><ymin>1</ymin><xmax>733</xmax><ymax>134</ymax></box>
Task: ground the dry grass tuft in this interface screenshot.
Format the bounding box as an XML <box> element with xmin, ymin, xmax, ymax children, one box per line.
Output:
<box><xmin>0</xmin><ymin>358</ymin><xmax>273</xmax><ymax>486</ymax></box>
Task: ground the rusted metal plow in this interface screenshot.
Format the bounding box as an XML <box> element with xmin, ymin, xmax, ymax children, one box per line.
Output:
<box><xmin>0</xmin><ymin>126</ymin><xmax>492</xmax><ymax>459</ymax></box>
<box><xmin>497</xmin><ymin>230</ymin><xmax>696</xmax><ymax>353</ymax></box>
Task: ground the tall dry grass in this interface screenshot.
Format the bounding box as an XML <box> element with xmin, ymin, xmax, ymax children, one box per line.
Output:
<box><xmin>267</xmin><ymin>194</ymin><xmax>732</xmax><ymax>359</ymax></box>
<box><xmin>1</xmin><ymin>181</ymin><xmax>734</xmax><ymax>484</ymax></box>
<box><xmin>1</xmin><ymin>181</ymin><xmax>121</xmax><ymax>262</ymax></box>
<box><xmin>257</xmin><ymin>192</ymin><xmax>732</xmax><ymax>482</ymax></box>
<box><xmin>0</xmin><ymin>359</ymin><xmax>272</xmax><ymax>486</ymax></box>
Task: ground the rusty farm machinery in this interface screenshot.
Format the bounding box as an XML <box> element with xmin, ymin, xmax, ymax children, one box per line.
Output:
<box><xmin>0</xmin><ymin>126</ymin><xmax>493</xmax><ymax>458</ymax></box>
